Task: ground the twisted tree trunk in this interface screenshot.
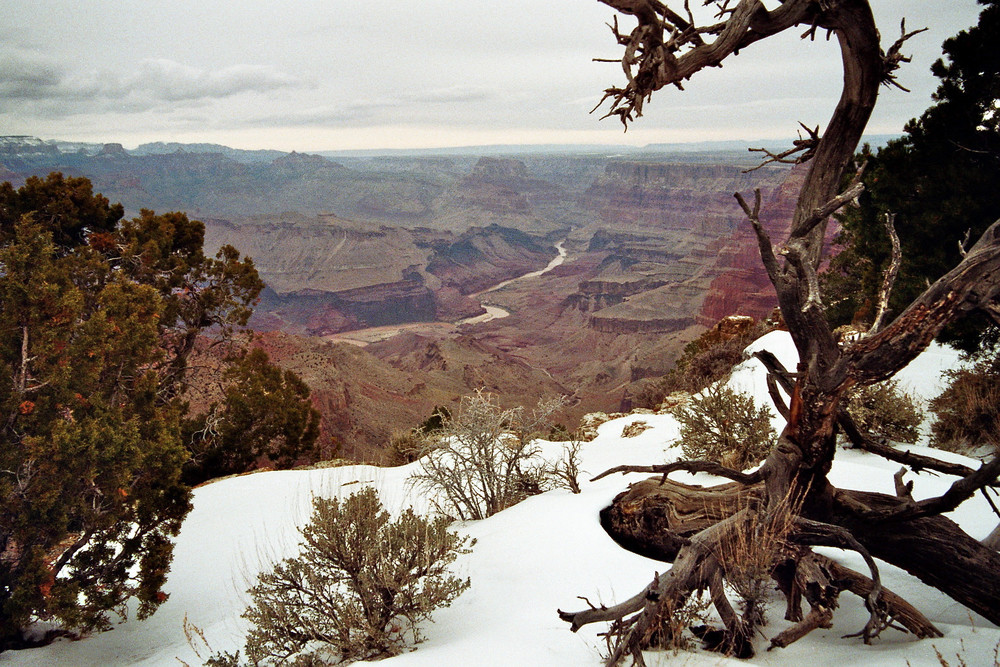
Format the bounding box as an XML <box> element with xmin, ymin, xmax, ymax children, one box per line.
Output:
<box><xmin>561</xmin><ymin>1</ymin><xmax>1000</xmax><ymax>662</ymax></box>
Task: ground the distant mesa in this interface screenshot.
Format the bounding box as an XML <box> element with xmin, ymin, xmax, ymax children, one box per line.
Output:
<box><xmin>99</xmin><ymin>143</ymin><xmax>128</xmax><ymax>156</ymax></box>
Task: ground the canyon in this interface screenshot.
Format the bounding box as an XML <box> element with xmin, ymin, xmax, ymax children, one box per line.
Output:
<box><xmin>2</xmin><ymin>137</ymin><xmax>804</xmax><ymax>459</ymax></box>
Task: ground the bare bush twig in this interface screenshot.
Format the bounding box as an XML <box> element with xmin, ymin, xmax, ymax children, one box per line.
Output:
<box><xmin>409</xmin><ymin>391</ymin><xmax>565</xmax><ymax>520</ymax></box>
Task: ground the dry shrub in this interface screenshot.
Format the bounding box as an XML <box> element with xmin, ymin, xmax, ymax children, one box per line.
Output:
<box><xmin>237</xmin><ymin>487</ymin><xmax>471</xmax><ymax>665</ymax></box>
<box><xmin>692</xmin><ymin>495</ymin><xmax>802</xmax><ymax>659</ymax></box>
<box><xmin>718</xmin><ymin>495</ymin><xmax>799</xmax><ymax>631</ymax></box>
<box><xmin>845</xmin><ymin>379</ymin><xmax>923</xmax><ymax>444</ymax></box>
<box><xmin>930</xmin><ymin>351</ymin><xmax>1000</xmax><ymax>454</ymax></box>
<box><xmin>673</xmin><ymin>384</ymin><xmax>776</xmax><ymax>471</ymax></box>
<box><xmin>386</xmin><ymin>429</ymin><xmax>428</xmax><ymax>466</ymax></box>
<box><xmin>624</xmin><ymin>498</ymin><xmax>800</xmax><ymax>660</ymax></box>
<box><xmin>409</xmin><ymin>391</ymin><xmax>564</xmax><ymax>520</ymax></box>
<box><xmin>384</xmin><ymin>407</ymin><xmax>452</xmax><ymax>466</ymax></box>
<box><xmin>925</xmin><ymin>639</ymin><xmax>1000</xmax><ymax>667</ymax></box>
<box><xmin>650</xmin><ymin>594</ymin><xmax>712</xmax><ymax>653</ymax></box>
<box><xmin>547</xmin><ymin>438</ymin><xmax>584</xmax><ymax>494</ymax></box>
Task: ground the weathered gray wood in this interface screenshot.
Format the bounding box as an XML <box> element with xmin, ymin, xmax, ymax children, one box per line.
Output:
<box><xmin>562</xmin><ymin>2</ymin><xmax>1000</xmax><ymax>663</ymax></box>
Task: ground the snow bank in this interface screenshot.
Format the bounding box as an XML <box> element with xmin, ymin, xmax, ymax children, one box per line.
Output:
<box><xmin>5</xmin><ymin>333</ymin><xmax>998</xmax><ymax>667</ymax></box>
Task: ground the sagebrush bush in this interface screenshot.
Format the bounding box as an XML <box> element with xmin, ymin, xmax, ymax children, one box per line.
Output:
<box><xmin>386</xmin><ymin>429</ymin><xmax>429</xmax><ymax>466</ymax></box>
<box><xmin>844</xmin><ymin>379</ymin><xmax>922</xmax><ymax>444</ymax></box>
<box><xmin>929</xmin><ymin>350</ymin><xmax>1000</xmax><ymax>454</ymax></box>
<box><xmin>673</xmin><ymin>384</ymin><xmax>776</xmax><ymax>471</ymax></box>
<box><xmin>239</xmin><ymin>487</ymin><xmax>472</xmax><ymax>665</ymax></box>
<box><xmin>409</xmin><ymin>391</ymin><xmax>563</xmax><ymax>520</ymax></box>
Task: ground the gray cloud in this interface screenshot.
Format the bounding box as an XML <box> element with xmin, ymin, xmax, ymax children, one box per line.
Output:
<box><xmin>0</xmin><ymin>49</ymin><xmax>65</xmax><ymax>100</ymax></box>
<box><xmin>116</xmin><ymin>60</ymin><xmax>301</xmax><ymax>103</ymax></box>
<box><xmin>1</xmin><ymin>48</ymin><xmax>301</xmax><ymax>115</ymax></box>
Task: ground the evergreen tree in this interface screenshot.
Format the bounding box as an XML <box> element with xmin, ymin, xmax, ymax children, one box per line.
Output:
<box><xmin>0</xmin><ymin>173</ymin><xmax>315</xmax><ymax>649</ymax></box>
<box><xmin>183</xmin><ymin>348</ymin><xmax>321</xmax><ymax>485</ymax></box>
<box><xmin>825</xmin><ymin>0</ymin><xmax>1000</xmax><ymax>351</ymax></box>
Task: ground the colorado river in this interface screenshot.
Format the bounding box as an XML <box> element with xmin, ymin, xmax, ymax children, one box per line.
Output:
<box><xmin>470</xmin><ymin>240</ymin><xmax>568</xmax><ymax>298</ymax></box>
<box><xmin>455</xmin><ymin>304</ymin><xmax>511</xmax><ymax>326</ymax></box>
<box><xmin>327</xmin><ymin>240</ymin><xmax>568</xmax><ymax>345</ymax></box>
<box><xmin>455</xmin><ymin>240</ymin><xmax>568</xmax><ymax>325</ymax></box>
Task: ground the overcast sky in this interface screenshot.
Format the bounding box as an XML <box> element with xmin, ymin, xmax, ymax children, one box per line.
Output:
<box><xmin>0</xmin><ymin>1</ymin><xmax>985</xmax><ymax>152</ymax></box>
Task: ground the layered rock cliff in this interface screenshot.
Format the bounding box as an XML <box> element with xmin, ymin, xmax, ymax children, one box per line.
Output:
<box><xmin>563</xmin><ymin>160</ymin><xmax>791</xmax><ymax>334</ymax></box>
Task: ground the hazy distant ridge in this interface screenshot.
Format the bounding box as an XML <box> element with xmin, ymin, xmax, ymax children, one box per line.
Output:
<box><xmin>1</xmin><ymin>134</ymin><xmax>901</xmax><ymax>163</ymax></box>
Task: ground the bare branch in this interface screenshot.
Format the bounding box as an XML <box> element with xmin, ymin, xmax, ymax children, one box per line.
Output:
<box><xmin>558</xmin><ymin>585</ymin><xmax>650</xmax><ymax>632</ymax></box>
<box><xmin>847</xmin><ymin>218</ymin><xmax>1000</xmax><ymax>384</ymax></box>
<box><xmin>866</xmin><ymin>212</ymin><xmax>902</xmax><ymax>335</ymax></box>
<box><xmin>792</xmin><ymin>162</ymin><xmax>867</xmax><ymax>241</ymax></box>
<box><xmin>765</xmin><ymin>373</ymin><xmax>791</xmax><ymax>420</ymax></box>
<box><xmin>735</xmin><ymin>188</ymin><xmax>782</xmax><ymax>284</ymax></box>
<box><xmin>595</xmin><ymin>0</ymin><xmax>815</xmax><ymax>127</ymax></box>
<box><xmin>745</xmin><ymin>123</ymin><xmax>821</xmax><ymax>172</ymax></box>
<box><xmin>837</xmin><ymin>404</ymin><xmax>984</xmax><ymax>479</ymax></box>
<box><xmin>591</xmin><ymin>460</ymin><xmax>762</xmax><ymax>485</ymax></box>
<box><xmin>983</xmin><ymin>487</ymin><xmax>1000</xmax><ymax>521</ymax></box>
<box><xmin>768</xmin><ymin>605</ymin><xmax>834</xmax><ymax>650</ymax></box>
<box><xmin>820</xmin><ymin>555</ymin><xmax>942</xmax><ymax>638</ymax></box>
<box><xmin>791</xmin><ymin>517</ymin><xmax>888</xmax><ymax>643</ymax></box>
<box><xmin>752</xmin><ymin>349</ymin><xmax>798</xmax><ymax>395</ymax></box>
<box><xmin>562</xmin><ymin>511</ymin><xmax>748</xmax><ymax>664</ymax></box>
<box><xmin>864</xmin><ymin>456</ymin><xmax>1000</xmax><ymax>523</ymax></box>
<box><xmin>881</xmin><ymin>19</ymin><xmax>929</xmax><ymax>92</ymax></box>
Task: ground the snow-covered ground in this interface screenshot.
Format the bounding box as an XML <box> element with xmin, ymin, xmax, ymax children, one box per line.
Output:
<box><xmin>4</xmin><ymin>331</ymin><xmax>998</xmax><ymax>667</ymax></box>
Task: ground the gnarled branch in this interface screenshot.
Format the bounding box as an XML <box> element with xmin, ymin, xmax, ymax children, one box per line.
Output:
<box><xmin>880</xmin><ymin>19</ymin><xmax>929</xmax><ymax>92</ymax></box>
<box><xmin>866</xmin><ymin>212</ymin><xmax>902</xmax><ymax>335</ymax></box>
<box><xmin>791</xmin><ymin>517</ymin><xmax>886</xmax><ymax>642</ymax></box>
<box><xmin>745</xmin><ymin>122</ymin><xmax>821</xmax><ymax>172</ymax></box>
<box><xmin>595</xmin><ymin>0</ymin><xmax>816</xmax><ymax>127</ymax></box>
<box><xmin>792</xmin><ymin>162</ymin><xmax>867</xmax><ymax>241</ymax></box>
<box><xmin>861</xmin><ymin>456</ymin><xmax>1000</xmax><ymax>523</ymax></box>
<box><xmin>846</xmin><ymin>218</ymin><xmax>1000</xmax><ymax>384</ymax></box>
<box><xmin>591</xmin><ymin>460</ymin><xmax>762</xmax><ymax>485</ymax></box>
<box><xmin>735</xmin><ymin>188</ymin><xmax>782</xmax><ymax>285</ymax></box>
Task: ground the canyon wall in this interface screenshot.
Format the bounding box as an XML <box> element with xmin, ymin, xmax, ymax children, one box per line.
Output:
<box><xmin>560</xmin><ymin>160</ymin><xmax>791</xmax><ymax>335</ymax></box>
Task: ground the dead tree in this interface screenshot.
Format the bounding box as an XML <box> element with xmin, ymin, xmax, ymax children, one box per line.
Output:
<box><xmin>560</xmin><ymin>1</ymin><xmax>1000</xmax><ymax>663</ymax></box>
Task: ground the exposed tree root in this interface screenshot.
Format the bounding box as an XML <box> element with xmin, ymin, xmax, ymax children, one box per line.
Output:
<box><xmin>562</xmin><ymin>474</ymin><xmax>967</xmax><ymax>664</ymax></box>
<box><xmin>768</xmin><ymin>606</ymin><xmax>833</xmax><ymax>650</ymax></box>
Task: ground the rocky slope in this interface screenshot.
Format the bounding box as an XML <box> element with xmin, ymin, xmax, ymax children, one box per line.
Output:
<box><xmin>248</xmin><ymin>330</ymin><xmax>569</xmax><ymax>462</ymax></box>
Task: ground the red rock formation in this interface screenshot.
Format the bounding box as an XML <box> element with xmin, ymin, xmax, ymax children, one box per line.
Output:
<box><xmin>698</xmin><ymin>164</ymin><xmax>810</xmax><ymax>324</ymax></box>
<box><xmin>564</xmin><ymin>161</ymin><xmax>793</xmax><ymax>335</ymax></box>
